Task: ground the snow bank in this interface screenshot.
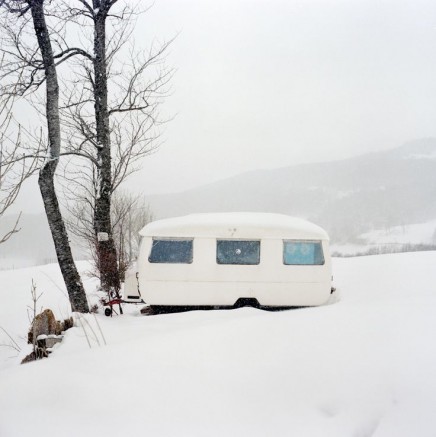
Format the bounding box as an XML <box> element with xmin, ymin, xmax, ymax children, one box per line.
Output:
<box><xmin>1</xmin><ymin>252</ymin><xmax>436</xmax><ymax>436</ymax></box>
<box><xmin>0</xmin><ymin>261</ymin><xmax>98</xmax><ymax>370</ymax></box>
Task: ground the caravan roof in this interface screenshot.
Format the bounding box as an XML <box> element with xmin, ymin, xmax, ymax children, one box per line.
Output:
<box><xmin>139</xmin><ymin>212</ymin><xmax>329</xmax><ymax>240</ymax></box>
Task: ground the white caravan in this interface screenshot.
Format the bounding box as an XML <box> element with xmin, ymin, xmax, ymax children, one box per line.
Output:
<box><xmin>123</xmin><ymin>212</ymin><xmax>332</xmax><ymax>308</ymax></box>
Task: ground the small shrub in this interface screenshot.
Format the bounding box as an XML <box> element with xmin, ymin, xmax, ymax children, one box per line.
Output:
<box><xmin>62</xmin><ymin>317</ymin><xmax>74</xmax><ymax>331</ymax></box>
<box><xmin>21</xmin><ymin>348</ymin><xmax>48</xmax><ymax>364</ymax></box>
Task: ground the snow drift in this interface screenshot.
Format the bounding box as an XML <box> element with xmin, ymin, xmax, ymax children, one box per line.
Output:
<box><xmin>0</xmin><ymin>252</ymin><xmax>436</xmax><ymax>436</ymax></box>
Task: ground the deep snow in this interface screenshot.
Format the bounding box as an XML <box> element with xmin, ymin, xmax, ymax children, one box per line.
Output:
<box><xmin>0</xmin><ymin>252</ymin><xmax>436</xmax><ymax>436</ymax></box>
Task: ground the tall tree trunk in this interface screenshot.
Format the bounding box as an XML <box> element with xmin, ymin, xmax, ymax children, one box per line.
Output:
<box><xmin>30</xmin><ymin>0</ymin><xmax>89</xmax><ymax>313</ymax></box>
<box><xmin>92</xmin><ymin>2</ymin><xmax>121</xmax><ymax>294</ymax></box>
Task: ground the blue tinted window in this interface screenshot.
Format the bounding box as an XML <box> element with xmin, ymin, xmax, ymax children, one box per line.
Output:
<box><xmin>283</xmin><ymin>241</ymin><xmax>324</xmax><ymax>265</ymax></box>
<box><xmin>217</xmin><ymin>240</ymin><xmax>260</xmax><ymax>265</ymax></box>
<box><xmin>149</xmin><ymin>239</ymin><xmax>193</xmax><ymax>264</ymax></box>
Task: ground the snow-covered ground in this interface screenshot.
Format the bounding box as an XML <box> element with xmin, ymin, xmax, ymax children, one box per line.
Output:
<box><xmin>331</xmin><ymin>220</ymin><xmax>436</xmax><ymax>255</ymax></box>
<box><xmin>1</xmin><ymin>252</ymin><xmax>436</xmax><ymax>436</ymax></box>
<box><xmin>0</xmin><ymin>257</ymin><xmax>39</xmax><ymax>271</ymax></box>
<box><xmin>361</xmin><ymin>220</ymin><xmax>436</xmax><ymax>245</ymax></box>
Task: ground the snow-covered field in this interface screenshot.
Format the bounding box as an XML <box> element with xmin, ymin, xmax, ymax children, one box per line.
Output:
<box><xmin>1</xmin><ymin>252</ymin><xmax>436</xmax><ymax>436</ymax></box>
<box><xmin>331</xmin><ymin>220</ymin><xmax>436</xmax><ymax>255</ymax></box>
<box><xmin>361</xmin><ymin>220</ymin><xmax>436</xmax><ymax>245</ymax></box>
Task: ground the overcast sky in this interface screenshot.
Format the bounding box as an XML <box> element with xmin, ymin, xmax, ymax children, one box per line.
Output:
<box><xmin>124</xmin><ymin>0</ymin><xmax>436</xmax><ymax>195</ymax></box>
<box><xmin>9</xmin><ymin>0</ymin><xmax>436</xmax><ymax>214</ymax></box>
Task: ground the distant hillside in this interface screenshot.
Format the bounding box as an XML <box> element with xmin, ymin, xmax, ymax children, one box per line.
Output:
<box><xmin>146</xmin><ymin>138</ymin><xmax>436</xmax><ymax>243</ymax></box>
<box><xmin>2</xmin><ymin>138</ymin><xmax>436</xmax><ymax>267</ymax></box>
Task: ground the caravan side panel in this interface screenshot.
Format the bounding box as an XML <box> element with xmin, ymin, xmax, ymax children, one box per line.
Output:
<box><xmin>137</xmin><ymin>235</ymin><xmax>331</xmax><ymax>307</ymax></box>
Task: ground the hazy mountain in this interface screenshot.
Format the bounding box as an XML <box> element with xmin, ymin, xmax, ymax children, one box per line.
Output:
<box><xmin>1</xmin><ymin>138</ymin><xmax>435</xmax><ymax>268</ymax></box>
<box><xmin>146</xmin><ymin>138</ymin><xmax>436</xmax><ymax>243</ymax></box>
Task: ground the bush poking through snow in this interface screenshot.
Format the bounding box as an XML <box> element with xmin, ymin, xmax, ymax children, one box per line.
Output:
<box><xmin>21</xmin><ymin>348</ymin><xmax>48</xmax><ymax>364</ymax></box>
<box><xmin>61</xmin><ymin>317</ymin><xmax>74</xmax><ymax>332</ymax></box>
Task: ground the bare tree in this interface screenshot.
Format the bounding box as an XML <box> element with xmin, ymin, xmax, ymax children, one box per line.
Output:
<box><xmin>1</xmin><ymin>0</ymin><xmax>171</xmax><ymax>303</ymax></box>
<box><xmin>0</xmin><ymin>99</ymin><xmax>41</xmax><ymax>243</ymax></box>
<box><xmin>1</xmin><ymin>124</ymin><xmax>26</xmax><ymax>244</ymax></box>
<box><xmin>111</xmin><ymin>192</ymin><xmax>153</xmax><ymax>279</ymax></box>
<box><xmin>67</xmin><ymin>189</ymin><xmax>153</xmax><ymax>282</ymax></box>
<box><xmin>0</xmin><ymin>0</ymin><xmax>89</xmax><ymax>312</ymax></box>
<box><xmin>57</xmin><ymin>0</ymin><xmax>172</xmax><ymax>293</ymax></box>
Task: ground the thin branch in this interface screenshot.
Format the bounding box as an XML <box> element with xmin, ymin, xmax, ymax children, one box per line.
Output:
<box><xmin>0</xmin><ymin>212</ymin><xmax>21</xmax><ymax>244</ymax></box>
<box><xmin>0</xmin><ymin>326</ymin><xmax>21</xmax><ymax>352</ymax></box>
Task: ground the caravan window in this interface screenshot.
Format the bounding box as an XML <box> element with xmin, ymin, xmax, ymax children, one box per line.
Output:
<box><xmin>283</xmin><ymin>240</ymin><xmax>324</xmax><ymax>265</ymax></box>
<box><xmin>149</xmin><ymin>238</ymin><xmax>193</xmax><ymax>264</ymax></box>
<box><xmin>217</xmin><ymin>240</ymin><xmax>260</xmax><ymax>265</ymax></box>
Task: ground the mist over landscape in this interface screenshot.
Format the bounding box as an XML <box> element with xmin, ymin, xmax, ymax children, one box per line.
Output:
<box><xmin>147</xmin><ymin>138</ymin><xmax>436</xmax><ymax>240</ymax></box>
<box><xmin>2</xmin><ymin>137</ymin><xmax>436</xmax><ymax>268</ymax></box>
<box><xmin>2</xmin><ymin>1</ymin><xmax>436</xmax><ymax>435</ymax></box>
<box><xmin>2</xmin><ymin>0</ymin><xmax>436</xmax><ymax>269</ymax></box>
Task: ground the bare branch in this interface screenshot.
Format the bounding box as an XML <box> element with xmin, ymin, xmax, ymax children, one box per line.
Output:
<box><xmin>0</xmin><ymin>212</ymin><xmax>21</xmax><ymax>244</ymax></box>
<box><xmin>53</xmin><ymin>47</ymin><xmax>94</xmax><ymax>62</ymax></box>
<box><xmin>0</xmin><ymin>326</ymin><xmax>21</xmax><ymax>353</ymax></box>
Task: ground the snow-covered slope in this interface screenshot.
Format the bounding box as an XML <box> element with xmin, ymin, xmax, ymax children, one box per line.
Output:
<box><xmin>331</xmin><ymin>219</ymin><xmax>436</xmax><ymax>255</ymax></box>
<box><xmin>1</xmin><ymin>252</ymin><xmax>436</xmax><ymax>436</ymax></box>
<box><xmin>360</xmin><ymin>220</ymin><xmax>436</xmax><ymax>246</ymax></box>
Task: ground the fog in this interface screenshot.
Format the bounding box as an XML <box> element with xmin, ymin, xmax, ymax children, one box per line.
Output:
<box><xmin>5</xmin><ymin>0</ymin><xmax>436</xmax><ymax>214</ymax></box>
<box><xmin>127</xmin><ymin>0</ymin><xmax>436</xmax><ymax>194</ymax></box>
